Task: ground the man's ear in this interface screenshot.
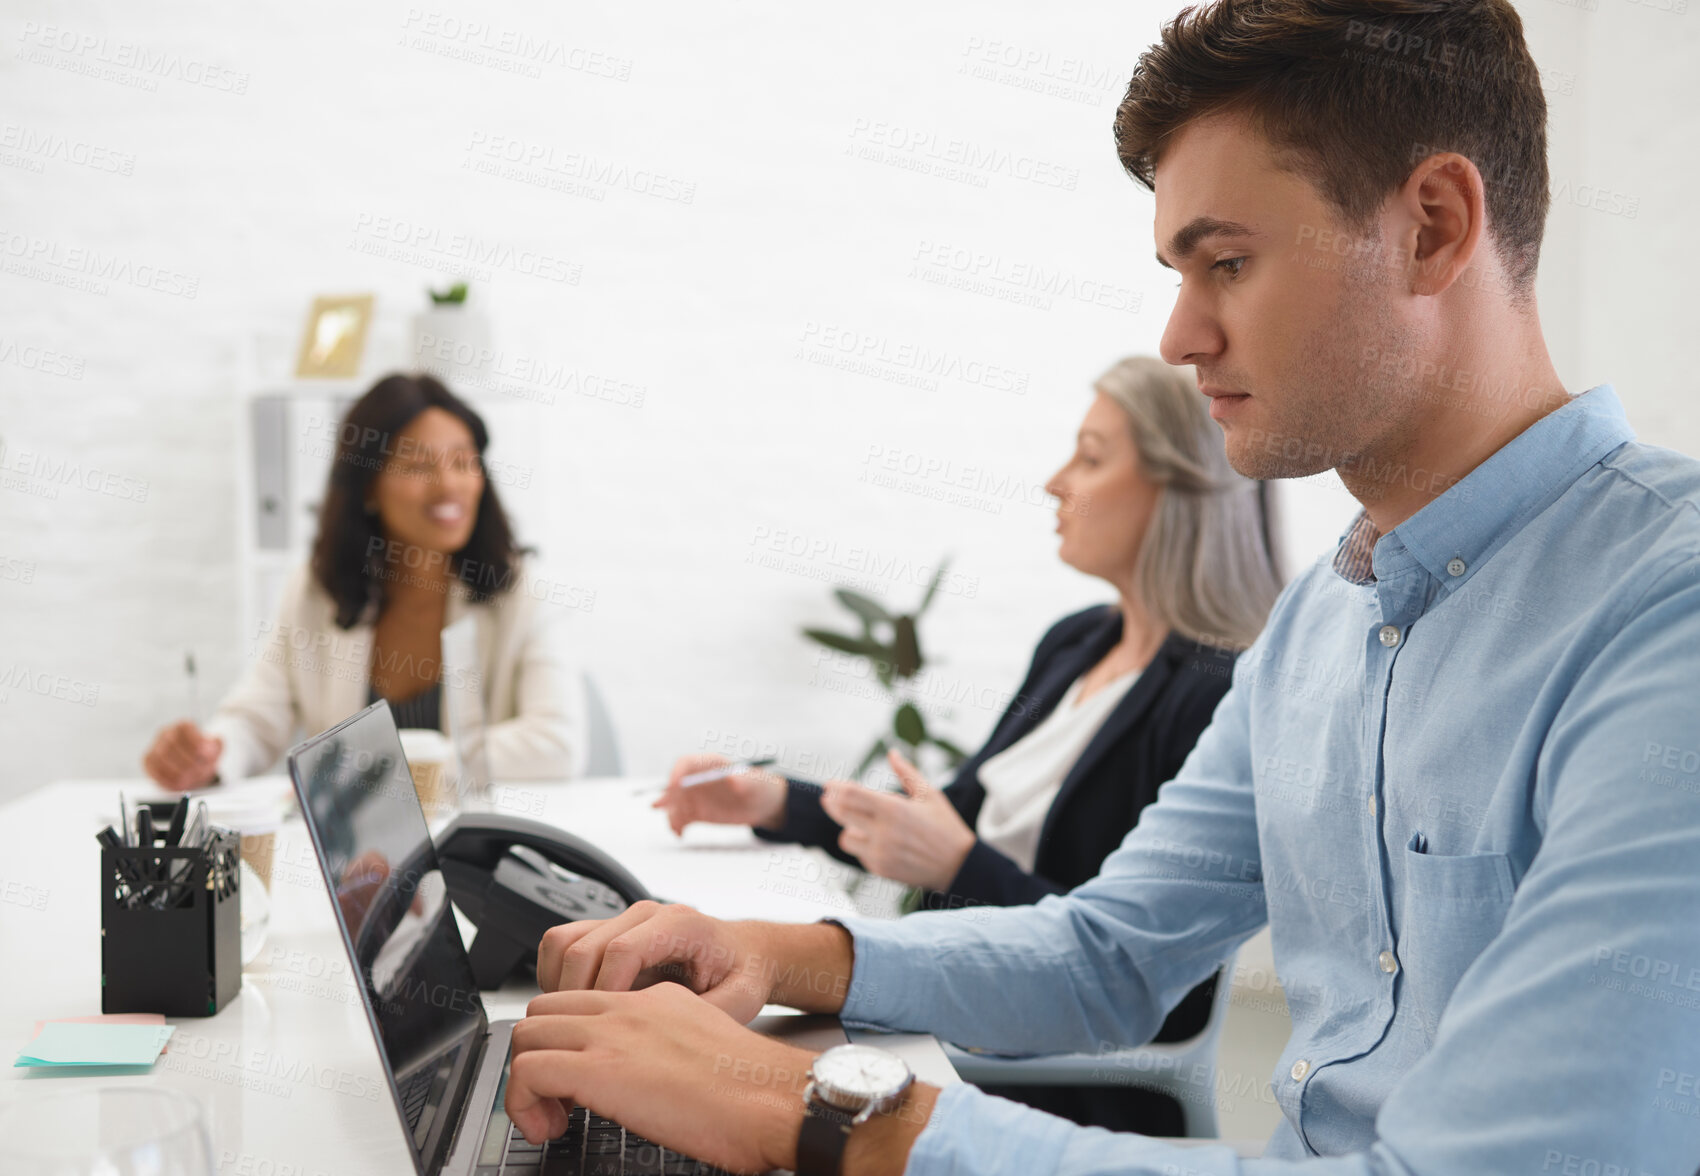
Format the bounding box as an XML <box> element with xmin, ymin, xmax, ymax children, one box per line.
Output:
<box><xmin>1400</xmin><ymin>151</ymin><xmax>1487</xmax><ymax>298</ymax></box>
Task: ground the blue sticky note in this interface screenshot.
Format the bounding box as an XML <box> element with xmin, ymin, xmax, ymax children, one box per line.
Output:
<box><xmin>14</xmin><ymin>1022</ymin><xmax>176</xmax><ymax>1067</ymax></box>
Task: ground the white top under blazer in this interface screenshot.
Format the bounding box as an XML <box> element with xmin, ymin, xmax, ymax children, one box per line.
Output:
<box><xmin>205</xmin><ymin>559</ymin><xmax>585</xmax><ymax>782</ymax></box>
<box><xmin>972</xmin><ymin>667</ymin><xmax>1142</xmax><ymax>873</ymax></box>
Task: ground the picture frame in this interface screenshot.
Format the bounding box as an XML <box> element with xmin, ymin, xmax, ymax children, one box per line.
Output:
<box><xmin>294</xmin><ymin>294</ymin><xmax>374</xmax><ymax>379</ymax></box>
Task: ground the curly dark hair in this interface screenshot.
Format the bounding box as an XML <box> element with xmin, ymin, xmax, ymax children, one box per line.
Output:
<box><xmin>310</xmin><ymin>372</ymin><xmax>527</xmax><ymax>629</ymax></box>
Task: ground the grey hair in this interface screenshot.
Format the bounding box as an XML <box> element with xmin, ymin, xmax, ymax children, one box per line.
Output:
<box><xmin>1093</xmin><ymin>356</ymin><xmax>1282</xmax><ymax>652</ymax></box>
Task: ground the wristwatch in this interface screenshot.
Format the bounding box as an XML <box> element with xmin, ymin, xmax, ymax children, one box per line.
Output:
<box><xmin>795</xmin><ymin>1043</ymin><xmax>914</xmax><ymax>1176</ymax></box>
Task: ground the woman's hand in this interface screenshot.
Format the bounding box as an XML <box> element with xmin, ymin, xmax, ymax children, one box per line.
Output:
<box><xmin>819</xmin><ymin>750</ymin><xmax>976</xmax><ymax>893</ymax></box>
<box><xmin>653</xmin><ymin>753</ymin><xmax>788</xmax><ymax>835</ymax></box>
<box><xmin>142</xmin><ymin>720</ymin><xmax>223</xmax><ymax>792</ymax></box>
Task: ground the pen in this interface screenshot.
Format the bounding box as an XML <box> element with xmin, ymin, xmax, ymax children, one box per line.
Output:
<box><xmin>165</xmin><ymin>796</ymin><xmax>189</xmax><ymax>846</ymax></box>
<box><xmin>681</xmin><ymin>757</ymin><xmax>776</xmax><ymax>786</ymax></box>
<box><xmin>633</xmin><ymin>757</ymin><xmax>779</xmax><ymax>796</ymax></box>
<box><xmin>135</xmin><ymin>806</ymin><xmax>159</xmax><ymax>895</ymax></box>
<box><xmin>119</xmin><ymin>790</ymin><xmax>132</xmax><ymax>846</ymax></box>
<box><xmin>180</xmin><ymin>801</ymin><xmax>209</xmax><ymax>851</ymax></box>
<box><xmin>185</xmin><ymin>651</ymin><xmax>202</xmax><ymax>726</ymax></box>
<box><xmin>95</xmin><ymin>826</ymin><xmax>148</xmax><ymax>904</ymax></box>
<box><xmin>162</xmin><ymin>797</ymin><xmax>193</xmax><ymax>891</ymax></box>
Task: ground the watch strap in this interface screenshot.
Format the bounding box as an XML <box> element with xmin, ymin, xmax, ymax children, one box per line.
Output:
<box><xmin>796</xmin><ymin>1100</ymin><xmax>855</xmax><ymax>1176</ymax></box>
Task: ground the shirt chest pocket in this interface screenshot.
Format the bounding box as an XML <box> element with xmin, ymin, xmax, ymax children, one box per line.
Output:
<box><xmin>1395</xmin><ymin>834</ymin><xmax>1516</xmax><ymax>1031</ymax></box>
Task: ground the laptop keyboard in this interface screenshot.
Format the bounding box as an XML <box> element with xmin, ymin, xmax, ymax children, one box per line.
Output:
<box><xmin>480</xmin><ymin>1061</ymin><xmax>729</xmax><ymax>1176</ymax></box>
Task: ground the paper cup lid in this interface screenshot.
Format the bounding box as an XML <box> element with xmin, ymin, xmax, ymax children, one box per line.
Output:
<box><xmin>398</xmin><ymin>728</ymin><xmax>452</xmax><ymax>760</ymax></box>
<box><xmin>199</xmin><ymin>781</ymin><xmax>286</xmax><ymax>834</ymax></box>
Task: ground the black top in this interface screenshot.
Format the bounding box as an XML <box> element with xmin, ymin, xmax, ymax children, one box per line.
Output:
<box><xmin>369</xmin><ymin>682</ymin><xmax>443</xmax><ymax>733</ymax></box>
<box><xmin>756</xmin><ymin>604</ymin><xmax>1238</xmax><ymax>1039</ymax></box>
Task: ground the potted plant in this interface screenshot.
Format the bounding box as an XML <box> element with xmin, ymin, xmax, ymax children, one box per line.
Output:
<box><xmin>410</xmin><ymin>279</ymin><xmax>491</xmax><ymax>383</ymax></box>
<box><xmin>802</xmin><ymin>559</ymin><xmax>969</xmax><ymax>780</ymax></box>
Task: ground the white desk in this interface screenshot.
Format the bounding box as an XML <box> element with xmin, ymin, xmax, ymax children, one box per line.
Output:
<box><xmin>0</xmin><ymin>777</ymin><xmax>958</xmax><ymax>1175</ymax></box>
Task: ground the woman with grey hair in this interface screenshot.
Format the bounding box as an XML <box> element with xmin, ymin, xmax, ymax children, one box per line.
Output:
<box><xmin>655</xmin><ymin>356</ymin><xmax>1280</xmax><ymax>1131</ymax></box>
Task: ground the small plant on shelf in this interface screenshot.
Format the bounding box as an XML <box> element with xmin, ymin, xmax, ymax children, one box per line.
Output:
<box><xmin>427</xmin><ymin>281</ymin><xmax>469</xmax><ymax>306</ymax></box>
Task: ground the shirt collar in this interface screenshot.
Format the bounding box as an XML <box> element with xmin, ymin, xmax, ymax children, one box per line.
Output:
<box><xmin>1328</xmin><ymin>384</ymin><xmax>1634</xmax><ymax>589</ymax></box>
<box><xmin>1331</xmin><ymin>511</ymin><xmax>1380</xmax><ymax>586</ymax></box>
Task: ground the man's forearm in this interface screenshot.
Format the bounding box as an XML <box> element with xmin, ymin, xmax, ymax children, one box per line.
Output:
<box><xmin>741</xmin><ymin>920</ymin><xmax>855</xmax><ymax>1013</ymax></box>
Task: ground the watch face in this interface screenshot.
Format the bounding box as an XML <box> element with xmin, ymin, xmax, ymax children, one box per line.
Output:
<box><xmin>812</xmin><ymin>1044</ymin><xmax>911</xmax><ymax>1105</ymax></box>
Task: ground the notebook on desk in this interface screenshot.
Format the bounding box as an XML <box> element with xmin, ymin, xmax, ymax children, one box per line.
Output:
<box><xmin>287</xmin><ymin>699</ymin><xmax>817</xmax><ymax>1176</ymax></box>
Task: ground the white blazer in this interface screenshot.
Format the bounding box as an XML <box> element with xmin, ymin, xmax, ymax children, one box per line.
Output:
<box><xmin>206</xmin><ymin>560</ymin><xmax>585</xmax><ymax>782</ymax></box>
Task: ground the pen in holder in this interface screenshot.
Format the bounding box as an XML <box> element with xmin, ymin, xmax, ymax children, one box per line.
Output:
<box><xmin>101</xmin><ymin>806</ymin><xmax>242</xmax><ymax>1017</ymax></box>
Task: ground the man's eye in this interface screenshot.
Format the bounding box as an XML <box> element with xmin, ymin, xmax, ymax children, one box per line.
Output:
<box><xmin>1173</xmin><ymin>257</ymin><xmax>1246</xmax><ymax>288</ymax></box>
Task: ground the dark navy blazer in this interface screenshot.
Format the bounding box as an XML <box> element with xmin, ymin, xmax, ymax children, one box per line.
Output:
<box><xmin>757</xmin><ymin>604</ymin><xmax>1239</xmax><ymax>1039</ymax></box>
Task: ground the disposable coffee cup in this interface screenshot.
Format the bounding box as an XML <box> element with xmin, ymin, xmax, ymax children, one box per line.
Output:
<box><xmin>201</xmin><ymin>793</ymin><xmax>285</xmax><ymax>893</ymax></box>
<box><xmin>196</xmin><ymin>786</ymin><xmax>286</xmax><ymax>968</ymax></box>
<box><xmin>399</xmin><ymin>728</ymin><xmax>455</xmax><ymax>819</ymax></box>
<box><xmin>239</xmin><ymin>826</ymin><xmax>279</xmax><ymax>892</ymax></box>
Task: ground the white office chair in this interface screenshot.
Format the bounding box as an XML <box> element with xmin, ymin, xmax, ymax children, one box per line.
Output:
<box><xmin>581</xmin><ymin>672</ymin><xmax>623</xmax><ymax>776</ymax></box>
<box><xmin>940</xmin><ymin>950</ymin><xmax>1240</xmax><ymax>1139</ymax></box>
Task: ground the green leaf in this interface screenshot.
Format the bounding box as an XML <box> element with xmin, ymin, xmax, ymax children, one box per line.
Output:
<box><xmin>854</xmin><ymin>737</ymin><xmax>889</xmax><ymax>779</ymax></box>
<box><xmin>893</xmin><ymin>702</ymin><xmax>926</xmax><ymax>745</ymax></box>
<box><xmin>891</xmin><ymin>615</ymin><xmax>922</xmax><ymax>678</ymax></box>
<box><xmin>918</xmin><ymin>556</ymin><xmax>952</xmax><ymax>615</ymax></box>
<box><xmin>834</xmin><ymin>588</ymin><xmax>893</xmax><ymax>626</ymax></box>
<box><xmin>801</xmin><ymin>628</ymin><xmax>885</xmax><ymax>659</ymax></box>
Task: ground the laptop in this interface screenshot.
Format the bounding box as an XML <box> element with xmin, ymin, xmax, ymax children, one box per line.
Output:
<box><xmin>287</xmin><ymin>700</ymin><xmax>734</xmax><ymax>1176</ymax></box>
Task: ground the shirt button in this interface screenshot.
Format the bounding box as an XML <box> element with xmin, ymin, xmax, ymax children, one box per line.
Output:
<box><xmin>1378</xmin><ymin>950</ymin><xmax>1399</xmax><ymax>974</ymax></box>
<box><xmin>1446</xmin><ymin>557</ymin><xmax>1467</xmax><ymax>577</ymax></box>
<box><xmin>1378</xmin><ymin>625</ymin><xmax>1401</xmax><ymax>647</ymax></box>
<box><xmin>1291</xmin><ymin>1059</ymin><xmax>1311</xmax><ymax>1081</ymax></box>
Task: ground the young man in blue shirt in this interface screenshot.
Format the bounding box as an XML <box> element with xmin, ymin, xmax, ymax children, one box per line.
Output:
<box><xmin>497</xmin><ymin>0</ymin><xmax>1700</xmax><ymax>1171</ymax></box>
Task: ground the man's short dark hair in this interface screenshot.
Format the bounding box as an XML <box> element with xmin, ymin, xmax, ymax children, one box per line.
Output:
<box><xmin>1115</xmin><ymin>0</ymin><xmax>1551</xmax><ymax>307</ymax></box>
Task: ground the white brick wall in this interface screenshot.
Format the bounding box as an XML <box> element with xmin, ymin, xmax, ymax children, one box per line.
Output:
<box><xmin>1</xmin><ymin>1</ymin><xmax>1693</xmax><ymax>802</ymax></box>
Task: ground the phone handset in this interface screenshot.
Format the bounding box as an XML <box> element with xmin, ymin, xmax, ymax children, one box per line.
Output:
<box><xmin>436</xmin><ymin>812</ymin><xmax>656</xmax><ymax>989</ymax></box>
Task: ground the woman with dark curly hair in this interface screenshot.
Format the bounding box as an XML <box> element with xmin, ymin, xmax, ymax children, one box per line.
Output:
<box><xmin>143</xmin><ymin>372</ymin><xmax>582</xmax><ymax>788</ymax></box>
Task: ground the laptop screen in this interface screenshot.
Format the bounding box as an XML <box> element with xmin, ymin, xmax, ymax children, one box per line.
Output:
<box><xmin>288</xmin><ymin>700</ymin><xmax>488</xmax><ymax>1174</ymax></box>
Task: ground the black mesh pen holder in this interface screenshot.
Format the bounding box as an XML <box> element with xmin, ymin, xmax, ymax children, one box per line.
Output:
<box><xmin>101</xmin><ymin>824</ymin><xmax>242</xmax><ymax>1016</ymax></box>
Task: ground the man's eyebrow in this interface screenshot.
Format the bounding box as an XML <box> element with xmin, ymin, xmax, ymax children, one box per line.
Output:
<box><xmin>1154</xmin><ymin>217</ymin><xmax>1260</xmax><ymax>269</ymax></box>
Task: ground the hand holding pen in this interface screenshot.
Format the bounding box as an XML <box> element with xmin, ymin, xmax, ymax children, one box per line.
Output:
<box><xmin>142</xmin><ymin>721</ymin><xmax>223</xmax><ymax>792</ymax></box>
<box><xmin>648</xmin><ymin>755</ymin><xmax>788</xmax><ymax>836</ymax></box>
<box><xmin>139</xmin><ymin>652</ymin><xmax>223</xmax><ymax>792</ymax></box>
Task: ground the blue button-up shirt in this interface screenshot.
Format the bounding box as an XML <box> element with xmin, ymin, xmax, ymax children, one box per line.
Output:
<box><xmin>836</xmin><ymin>385</ymin><xmax>1700</xmax><ymax>1174</ymax></box>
